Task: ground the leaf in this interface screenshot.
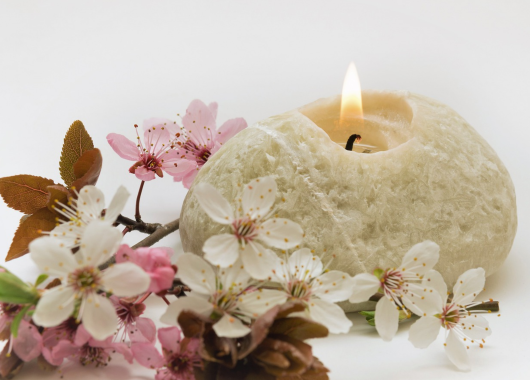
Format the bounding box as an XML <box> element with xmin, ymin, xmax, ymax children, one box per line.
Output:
<box><xmin>10</xmin><ymin>305</ymin><xmax>31</xmax><ymax>338</ymax></box>
<box><xmin>0</xmin><ymin>175</ymin><xmax>55</xmax><ymax>214</ymax></box>
<box><xmin>6</xmin><ymin>208</ymin><xmax>57</xmax><ymax>261</ymax></box>
<box><xmin>0</xmin><ymin>272</ymin><xmax>38</xmax><ymax>304</ymax></box>
<box><xmin>59</xmin><ymin>120</ymin><xmax>94</xmax><ymax>187</ymax></box>
<box><xmin>46</xmin><ymin>185</ymin><xmax>70</xmax><ymax>213</ymax></box>
<box><xmin>71</xmin><ymin>148</ymin><xmax>103</xmax><ymax>190</ymax></box>
<box><xmin>0</xmin><ymin>344</ymin><xmax>23</xmax><ymax>379</ymax></box>
<box><xmin>34</xmin><ymin>274</ymin><xmax>49</xmax><ymax>287</ymax></box>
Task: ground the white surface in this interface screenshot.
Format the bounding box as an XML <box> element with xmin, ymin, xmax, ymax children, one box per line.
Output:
<box><xmin>0</xmin><ymin>1</ymin><xmax>529</xmax><ymax>379</ymax></box>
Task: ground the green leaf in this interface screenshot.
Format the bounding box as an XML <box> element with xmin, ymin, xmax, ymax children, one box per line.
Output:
<box><xmin>34</xmin><ymin>274</ymin><xmax>49</xmax><ymax>287</ymax></box>
<box><xmin>0</xmin><ymin>272</ymin><xmax>38</xmax><ymax>304</ymax></box>
<box><xmin>10</xmin><ymin>305</ymin><xmax>31</xmax><ymax>338</ymax></box>
<box><xmin>373</xmin><ymin>268</ymin><xmax>384</xmax><ymax>279</ymax></box>
<box><xmin>59</xmin><ymin>120</ymin><xmax>94</xmax><ymax>187</ymax></box>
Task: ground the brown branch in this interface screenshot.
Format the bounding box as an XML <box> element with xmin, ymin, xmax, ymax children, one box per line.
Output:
<box><xmin>135</xmin><ymin>180</ymin><xmax>145</xmax><ymax>222</ymax></box>
<box><xmin>115</xmin><ymin>214</ymin><xmax>161</xmax><ymax>234</ymax></box>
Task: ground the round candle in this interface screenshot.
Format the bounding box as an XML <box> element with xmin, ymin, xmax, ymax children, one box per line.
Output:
<box><xmin>180</xmin><ymin>91</ymin><xmax>517</xmax><ymax>312</ymax></box>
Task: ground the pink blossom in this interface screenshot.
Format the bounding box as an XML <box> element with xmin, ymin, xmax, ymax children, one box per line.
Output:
<box><xmin>131</xmin><ymin>327</ymin><xmax>200</xmax><ymax>380</ymax></box>
<box><xmin>41</xmin><ymin>318</ymin><xmax>79</xmax><ymax>366</ymax></box>
<box><xmin>171</xmin><ymin>99</ymin><xmax>247</xmax><ymax>188</ymax></box>
<box><xmin>107</xmin><ymin>118</ymin><xmax>195</xmax><ymax>181</ymax></box>
<box><xmin>0</xmin><ymin>303</ymin><xmax>43</xmax><ymax>362</ymax></box>
<box><xmin>111</xmin><ymin>296</ymin><xmax>156</xmax><ymax>343</ymax></box>
<box><xmin>116</xmin><ymin>245</ymin><xmax>176</xmax><ymax>293</ymax></box>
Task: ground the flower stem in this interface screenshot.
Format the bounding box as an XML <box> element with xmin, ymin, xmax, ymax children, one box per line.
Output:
<box><xmin>135</xmin><ymin>181</ymin><xmax>145</xmax><ymax>222</ymax></box>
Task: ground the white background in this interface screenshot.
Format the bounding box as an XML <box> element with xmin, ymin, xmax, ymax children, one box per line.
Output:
<box><xmin>1</xmin><ymin>1</ymin><xmax>529</xmax><ymax>379</ymax></box>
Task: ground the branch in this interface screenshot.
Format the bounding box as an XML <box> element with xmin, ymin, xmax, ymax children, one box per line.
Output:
<box><xmin>367</xmin><ymin>293</ymin><xmax>500</xmax><ymax>312</ymax></box>
<box><xmin>115</xmin><ymin>214</ymin><xmax>161</xmax><ymax>234</ymax></box>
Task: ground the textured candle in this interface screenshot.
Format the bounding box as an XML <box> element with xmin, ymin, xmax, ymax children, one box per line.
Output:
<box><xmin>180</xmin><ymin>91</ymin><xmax>517</xmax><ymax>312</ymax></box>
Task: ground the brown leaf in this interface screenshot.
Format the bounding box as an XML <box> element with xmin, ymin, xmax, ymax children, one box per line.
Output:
<box><xmin>6</xmin><ymin>208</ymin><xmax>57</xmax><ymax>261</ymax></box>
<box><xmin>59</xmin><ymin>120</ymin><xmax>94</xmax><ymax>187</ymax></box>
<box><xmin>0</xmin><ymin>175</ymin><xmax>55</xmax><ymax>214</ymax></box>
<box><xmin>46</xmin><ymin>184</ymin><xmax>70</xmax><ymax>213</ymax></box>
<box><xmin>253</xmin><ymin>336</ymin><xmax>313</xmax><ymax>377</ymax></box>
<box><xmin>45</xmin><ymin>278</ymin><xmax>62</xmax><ymax>289</ymax></box>
<box><xmin>71</xmin><ymin>148</ymin><xmax>102</xmax><ymax>190</ymax></box>
<box><xmin>269</xmin><ymin>318</ymin><xmax>328</xmax><ymax>341</ymax></box>
<box><xmin>0</xmin><ymin>344</ymin><xmax>23</xmax><ymax>379</ymax></box>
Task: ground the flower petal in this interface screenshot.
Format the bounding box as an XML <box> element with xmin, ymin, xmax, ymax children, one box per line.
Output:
<box><xmin>143</xmin><ymin>117</ymin><xmax>175</xmax><ymax>134</ymax></box>
<box><xmin>13</xmin><ymin>320</ymin><xmax>43</xmax><ymax>362</ymax></box>
<box><xmin>133</xmin><ymin>317</ymin><xmax>157</xmax><ymax>343</ymax></box>
<box><xmin>307</xmin><ymin>298</ymin><xmax>351</xmax><ymax>334</ymax></box>
<box><xmin>241</xmin><ymin>176</ymin><xmax>277</xmax><ymax>220</ymax></box>
<box><xmin>444</xmin><ymin>329</ymin><xmax>471</xmax><ymax>371</ymax></box>
<box><xmin>107</xmin><ymin>133</ymin><xmax>139</xmax><ymax>161</ymax></box>
<box><xmin>452</xmin><ymin>268</ymin><xmax>486</xmax><ymax>306</ymax></box>
<box><xmin>143</xmin><ymin>124</ymin><xmax>171</xmax><ymax>155</ymax></box>
<box><xmin>408</xmin><ymin>316</ymin><xmax>440</xmax><ymax>349</ymax></box>
<box><xmin>104</xmin><ymin>185</ymin><xmax>130</xmax><ymax>223</ymax></box>
<box><xmin>32</xmin><ymin>286</ymin><xmax>76</xmax><ymax>328</ymax></box>
<box><xmin>218</xmin><ymin>258</ymin><xmax>251</xmax><ymax>294</ymax></box>
<box><xmin>82</xmin><ymin>295</ymin><xmax>118</xmax><ymax>341</ymax></box>
<box><xmin>287</xmin><ymin>248</ymin><xmax>323</xmax><ymax>281</ymax></box>
<box><xmin>181</xmin><ymin>168</ymin><xmax>199</xmax><ymax>189</ymax></box>
<box><xmin>148</xmin><ymin>267</ymin><xmax>176</xmax><ymax>293</ymax></box>
<box><xmin>208</xmin><ymin>102</ymin><xmax>218</xmax><ymax>120</ymax></box>
<box><xmin>157</xmin><ymin>326</ymin><xmax>182</xmax><ymax>353</ymax></box>
<box><xmin>401</xmin><ymin>240</ymin><xmax>440</xmax><ymax>275</ymax></box>
<box><xmin>131</xmin><ymin>342</ymin><xmax>165</xmax><ymax>369</ymax></box>
<box><xmin>258</xmin><ymin>218</ymin><xmax>304</xmax><ymax>250</ymax></box>
<box><xmin>162</xmin><ymin>155</ymin><xmax>196</xmax><ymax>177</ymax></box>
<box><xmin>48</xmin><ymin>222</ymin><xmax>83</xmax><ymax>248</ymax></box>
<box><xmin>212</xmin><ymin>314</ymin><xmax>250</xmax><ymax>338</ymax></box>
<box><xmin>375</xmin><ymin>297</ymin><xmax>399</xmax><ymax>341</ymax></box>
<box><xmin>460</xmin><ymin>314</ymin><xmax>492</xmax><ymax>340</ymax></box>
<box><xmin>349</xmin><ymin>273</ymin><xmax>381</xmax><ymax>303</ymax></box>
<box><xmin>241</xmin><ymin>242</ymin><xmax>278</xmax><ymax>280</ymax></box>
<box><xmin>100</xmin><ymin>262</ymin><xmax>150</xmax><ymax>297</ymax></box>
<box><xmin>422</xmin><ymin>270</ymin><xmax>448</xmax><ymax>304</ymax></box>
<box><xmin>160</xmin><ymin>295</ymin><xmax>214</xmax><ymax>326</ymax></box>
<box><xmin>216</xmin><ymin>118</ymin><xmax>247</xmax><ymax>145</ymax></box>
<box><xmin>29</xmin><ymin>237</ymin><xmax>78</xmax><ymax>278</ymax></box>
<box><xmin>401</xmin><ymin>283</ymin><xmax>443</xmax><ymax>317</ymax></box>
<box><xmin>78</xmin><ymin>220</ymin><xmax>122</xmax><ymax>266</ymax></box>
<box><xmin>237</xmin><ymin>289</ymin><xmax>288</xmax><ymax>318</ymax></box>
<box><xmin>134</xmin><ymin>166</ymin><xmax>156</xmax><ymax>181</ymax></box>
<box><xmin>194</xmin><ymin>182</ymin><xmax>234</xmax><ymax>224</ymax></box>
<box><xmin>76</xmin><ymin>185</ymin><xmax>106</xmax><ymax>223</ymax></box>
<box><xmin>203</xmin><ymin>234</ymin><xmax>240</xmax><ymax>267</ymax></box>
<box><xmin>182</xmin><ymin>99</ymin><xmax>217</xmax><ymax>146</ymax></box>
<box><xmin>312</xmin><ymin>271</ymin><xmax>354</xmax><ymax>303</ymax></box>
<box><xmin>176</xmin><ymin>254</ymin><xmax>216</xmax><ymax>296</ymax></box>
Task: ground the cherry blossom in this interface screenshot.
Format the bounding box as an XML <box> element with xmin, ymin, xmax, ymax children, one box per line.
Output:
<box><xmin>271</xmin><ymin>248</ymin><xmax>354</xmax><ymax>334</ymax></box>
<box><xmin>111</xmin><ymin>296</ymin><xmax>156</xmax><ymax>344</ymax></box>
<box><xmin>194</xmin><ymin>176</ymin><xmax>304</xmax><ymax>279</ymax></box>
<box><xmin>408</xmin><ymin>268</ymin><xmax>492</xmax><ymax>371</ymax></box>
<box><xmin>0</xmin><ymin>304</ymin><xmax>43</xmax><ymax>362</ymax></box>
<box><xmin>107</xmin><ymin>118</ymin><xmax>195</xmax><ymax>181</ymax></box>
<box><xmin>30</xmin><ymin>220</ymin><xmax>151</xmax><ymax>340</ymax></box>
<box><xmin>349</xmin><ymin>241</ymin><xmax>442</xmax><ymax>341</ymax></box>
<box><xmin>160</xmin><ymin>254</ymin><xmax>287</xmax><ymax>338</ymax></box>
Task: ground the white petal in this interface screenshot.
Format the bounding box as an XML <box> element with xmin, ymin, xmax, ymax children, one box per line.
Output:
<box><xmin>100</xmin><ymin>262</ymin><xmax>150</xmax><ymax>297</ymax></box>
<box><xmin>307</xmin><ymin>298</ymin><xmax>352</xmax><ymax>334</ymax></box>
<box><xmin>348</xmin><ymin>273</ymin><xmax>381</xmax><ymax>303</ymax></box>
<box><xmin>312</xmin><ymin>271</ymin><xmax>354</xmax><ymax>302</ymax></box>
<box><xmin>160</xmin><ymin>295</ymin><xmax>214</xmax><ymax>326</ymax></box>
<box><xmin>422</xmin><ymin>270</ymin><xmax>448</xmax><ymax>304</ymax></box>
<box><xmin>241</xmin><ymin>176</ymin><xmax>277</xmax><ymax>220</ymax></box>
<box><xmin>213</xmin><ymin>314</ymin><xmax>251</xmax><ymax>338</ymax></box>
<box><xmin>445</xmin><ymin>329</ymin><xmax>471</xmax><ymax>371</ymax></box>
<box><xmin>408</xmin><ymin>316</ymin><xmax>441</xmax><ymax>348</ymax></box>
<box><xmin>452</xmin><ymin>268</ymin><xmax>486</xmax><ymax>306</ymax></box>
<box><xmin>237</xmin><ymin>289</ymin><xmax>288</xmax><ymax>318</ymax></box>
<box><xmin>29</xmin><ymin>237</ymin><xmax>78</xmax><ymax>278</ymax></box>
<box><xmin>287</xmin><ymin>248</ymin><xmax>323</xmax><ymax>281</ymax></box>
<box><xmin>32</xmin><ymin>286</ymin><xmax>76</xmax><ymax>327</ymax></box>
<box><xmin>460</xmin><ymin>314</ymin><xmax>492</xmax><ymax>340</ymax></box>
<box><xmin>48</xmin><ymin>222</ymin><xmax>83</xmax><ymax>248</ymax></box>
<box><xmin>402</xmin><ymin>283</ymin><xmax>443</xmax><ymax>316</ymax></box>
<box><xmin>401</xmin><ymin>241</ymin><xmax>440</xmax><ymax>275</ymax></box>
<box><xmin>82</xmin><ymin>295</ymin><xmax>118</xmax><ymax>341</ymax></box>
<box><xmin>218</xmin><ymin>259</ymin><xmax>251</xmax><ymax>294</ymax></box>
<box><xmin>194</xmin><ymin>182</ymin><xmax>234</xmax><ymax>224</ymax></box>
<box><xmin>76</xmin><ymin>186</ymin><xmax>106</xmax><ymax>223</ymax></box>
<box><xmin>78</xmin><ymin>220</ymin><xmax>122</xmax><ymax>266</ymax></box>
<box><xmin>203</xmin><ymin>234</ymin><xmax>240</xmax><ymax>267</ymax></box>
<box><xmin>176</xmin><ymin>254</ymin><xmax>216</xmax><ymax>296</ymax></box>
<box><xmin>375</xmin><ymin>297</ymin><xmax>399</xmax><ymax>341</ymax></box>
<box><xmin>258</xmin><ymin>218</ymin><xmax>303</xmax><ymax>250</ymax></box>
<box><xmin>103</xmin><ymin>186</ymin><xmax>130</xmax><ymax>222</ymax></box>
<box><xmin>241</xmin><ymin>242</ymin><xmax>278</xmax><ymax>280</ymax></box>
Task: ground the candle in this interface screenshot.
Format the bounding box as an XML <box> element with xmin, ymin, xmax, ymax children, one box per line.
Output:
<box><xmin>180</xmin><ymin>71</ymin><xmax>517</xmax><ymax>312</ymax></box>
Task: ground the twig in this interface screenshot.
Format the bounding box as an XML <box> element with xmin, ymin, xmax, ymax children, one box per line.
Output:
<box><xmin>135</xmin><ymin>180</ymin><xmax>145</xmax><ymax>222</ymax></box>
<box><xmin>115</xmin><ymin>214</ymin><xmax>161</xmax><ymax>234</ymax></box>
<box><xmin>367</xmin><ymin>293</ymin><xmax>499</xmax><ymax>312</ymax></box>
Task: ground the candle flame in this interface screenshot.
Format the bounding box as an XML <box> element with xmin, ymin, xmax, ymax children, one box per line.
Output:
<box><xmin>340</xmin><ymin>62</ymin><xmax>363</xmax><ymax>124</ymax></box>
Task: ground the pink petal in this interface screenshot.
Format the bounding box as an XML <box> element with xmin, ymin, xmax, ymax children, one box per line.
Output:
<box><xmin>181</xmin><ymin>169</ymin><xmax>198</xmax><ymax>189</ymax></box>
<box><xmin>109</xmin><ymin>342</ymin><xmax>134</xmax><ymax>364</ymax></box>
<box><xmin>143</xmin><ymin>118</ymin><xmax>178</xmax><ymax>136</ymax></box>
<box><xmin>162</xmin><ymin>157</ymin><xmax>196</xmax><ymax>177</ymax></box>
<box><xmin>216</xmin><ymin>118</ymin><xmax>247</xmax><ymax>145</ymax></box>
<box><xmin>73</xmin><ymin>324</ymin><xmax>92</xmax><ymax>346</ymax></box>
<box><xmin>182</xmin><ymin>99</ymin><xmax>216</xmax><ymax>146</ymax></box>
<box><xmin>133</xmin><ymin>317</ymin><xmax>157</xmax><ymax>344</ymax></box>
<box><xmin>131</xmin><ymin>342</ymin><xmax>165</xmax><ymax>369</ymax></box>
<box><xmin>157</xmin><ymin>327</ymin><xmax>181</xmax><ymax>354</ymax></box>
<box><xmin>135</xmin><ymin>166</ymin><xmax>156</xmax><ymax>181</ymax></box>
<box><xmin>143</xmin><ymin>124</ymin><xmax>171</xmax><ymax>155</ymax></box>
<box><xmin>107</xmin><ymin>133</ymin><xmax>140</xmax><ymax>161</ymax></box>
<box><xmin>148</xmin><ymin>267</ymin><xmax>176</xmax><ymax>293</ymax></box>
<box><xmin>13</xmin><ymin>320</ymin><xmax>43</xmax><ymax>362</ymax></box>
<box><xmin>42</xmin><ymin>346</ymin><xmax>63</xmax><ymax>366</ymax></box>
<box><xmin>115</xmin><ymin>244</ymin><xmax>137</xmax><ymax>264</ymax></box>
<box><xmin>208</xmin><ymin>102</ymin><xmax>218</xmax><ymax>120</ymax></box>
<box><xmin>51</xmin><ymin>340</ymin><xmax>79</xmax><ymax>362</ymax></box>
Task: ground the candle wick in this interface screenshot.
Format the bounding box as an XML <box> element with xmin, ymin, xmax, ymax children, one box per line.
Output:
<box><xmin>345</xmin><ymin>134</ymin><xmax>362</xmax><ymax>151</ymax></box>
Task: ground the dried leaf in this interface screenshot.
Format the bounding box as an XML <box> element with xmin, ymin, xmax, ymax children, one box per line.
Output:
<box><xmin>0</xmin><ymin>344</ymin><xmax>23</xmax><ymax>379</ymax></box>
<box><xmin>45</xmin><ymin>278</ymin><xmax>62</xmax><ymax>289</ymax></box>
<box><xmin>71</xmin><ymin>148</ymin><xmax>102</xmax><ymax>190</ymax></box>
<box><xmin>46</xmin><ymin>184</ymin><xmax>70</xmax><ymax>213</ymax></box>
<box><xmin>6</xmin><ymin>208</ymin><xmax>57</xmax><ymax>261</ymax></box>
<box><xmin>0</xmin><ymin>175</ymin><xmax>55</xmax><ymax>214</ymax></box>
<box><xmin>269</xmin><ymin>318</ymin><xmax>328</xmax><ymax>341</ymax></box>
<box><xmin>59</xmin><ymin>120</ymin><xmax>94</xmax><ymax>187</ymax></box>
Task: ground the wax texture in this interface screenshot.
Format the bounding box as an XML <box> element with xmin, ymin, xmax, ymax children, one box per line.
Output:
<box><xmin>179</xmin><ymin>91</ymin><xmax>517</xmax><ymax>312</ymax></box>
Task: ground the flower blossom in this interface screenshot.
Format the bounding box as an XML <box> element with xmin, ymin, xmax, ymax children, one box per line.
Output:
<box><xmin>131</xmin><ymin>327</ymin><xmax>200</xmax><ymax>380</ymax></box>
<box><xmin>170</xmin><ymin>99</ymin><xmax>247</xmax><ymax>188</ymax></box>
<box><xmin>271</xmin><ymin>248</ymin><xmax>354</xmax><ymax>334</ymax></box>
<box><xmin>195</xmin><ymin>176</ymin><xmax>304</xmax><ymax>279</ymax></box>
<box><xmin>161</xmin><ymin>254</ymin><xmax>287</xmax><ymax>338</ymax></box>
<box><xmin>107</xmin><ymin>118</ymin><xmax>195</xmax><ymax>181</ymax></box>
<box><xmin>349</xmin><ymin>241</ymin><xmax>442</xmax><ymax>341</ymax></box>
<box><xmin>48</xmin><ymin>185</ymin><xmax>129</xmax><ymax>249</ymax></box>
<box><xmin>111</xmin><ymin>296</ymin><xmax>156</xmax><ymax>344</ymax></box>
<box><xmin>116</xmin><ymin>245</ymin><xmax>176</xmax><ymax>293</ymax></box>
<box><xmin>0</xmin><ymin>303</ymin><xmax>43</xmax><ymax>362</ymax></box>
<box><xmin>408</xmin><ymin>268</ymin><xmax>492</xmax><ymax>371</ymax></box>
<box><xmin>30</xmin><ymin>220</ymin><xmax>151</xmax><ymax>340</ymax></box>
